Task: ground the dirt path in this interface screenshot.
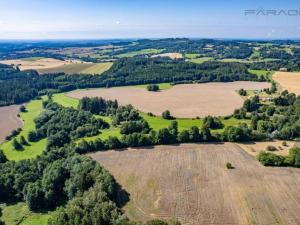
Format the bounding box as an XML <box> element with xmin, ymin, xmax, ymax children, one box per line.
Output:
<box><xmin>0</xmin><ymin>105</ymin><xmax>23</xmax><ymax>143</ymax></box>
<box><xmin>68</xmin><ymin>81</ymin><xmax>270</xmax><ymax>118</ymax></box>
<box><xmin>90</xmin><ymin>143</ymin><xmax>300</xmax><ymax>225</ymax></box>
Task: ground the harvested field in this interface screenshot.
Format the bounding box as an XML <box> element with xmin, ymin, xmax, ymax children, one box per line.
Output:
<box><xmin>152</xmin><ymin>52</ymin><xmax>183</xmax><ymax>59</ymax></box>
<box><xmin>90</xmin><ymin>143</ymin><xmax>300</xmax><ymax>225</ymax></box>
<box><xmin>237</xmin><ymin>140</ymin><xmax>295</xmax><ymax>157</ymax></box>
<box><xmin>273</xmin><ymin>71</ymin><xmax>300</xmax><ymax>95</ymax></box>
<box><xmin>37</xmin><ymin>62</ymin><xmax>112</xmax><ymax>75</ymax></box>
<box><xmin>68</xmin><ymin>81</ymin><xmax>270</xmax><ymax>118</ymax></box>
<box><xmin>0</xmin><ymin>58</ymin><xmax>85</xmax><ymax>71</ymax></box>
<box><xmin>0</xmin><ymin>105</ymin><xmax>23</xmax><ymax>143</ymax></box>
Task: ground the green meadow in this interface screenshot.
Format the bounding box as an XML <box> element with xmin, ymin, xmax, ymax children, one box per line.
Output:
<box><xmin>0</xmin><ymin>203</ymin><xmax>50</xmax><ymax>225</ymax></box>
<box><xmin>0</xmin><ymin>97</ymin><xmax>47</xmax><ymax>161</ymax></box>
<box><xmin>116</xmin><ymin>48</ymin><xmax>164</xmax><ymax>58</ymax></box>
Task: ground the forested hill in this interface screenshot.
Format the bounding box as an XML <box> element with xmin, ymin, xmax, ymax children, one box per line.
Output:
<box><xmin>100</xmin><ymin>58</ymin><xmax>258</xmax><ymax>86</ymax></box>
<box><xmin>0</xmin><ymin>58</ymin><xmax>261</xmax><ymax>106</ymax></box>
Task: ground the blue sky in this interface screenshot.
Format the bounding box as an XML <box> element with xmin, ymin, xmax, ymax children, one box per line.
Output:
<box><xmin>0</xmin><ymin>0</ymin><xmax>299</xmax><ymax>39</ymax></box>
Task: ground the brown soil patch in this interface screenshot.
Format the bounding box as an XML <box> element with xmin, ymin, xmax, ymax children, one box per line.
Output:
<box><xmin>90</xmin><ymin>143</ymin><xmax>300</xmax><ymax>225</ymax></box>
<box><xmin>0</xmin><ymin>58</ymin><xmax>87</xmax><ymax>71</ymax></box>
<box><xmin>237</xmin><ymin>140</ymin><xmax>295</xmax><ymax>157</ymax></box>
<box><xmin>152</xmin><ymin>53</ymin><xmax>183</xmax><ymax>59</ymax></box>
<box><xmin>0</xmin><ymin>105</ymin><xmax>23</xmax><ymax>143</ymax></box>
<box><xmin>273</xmin><ymin>72</ymin><xmax>300</xmax><ymax>95</ymax></box>
<box><xmin>68</xmin><ymin>82</ymin><xmax>270</xmax><ymax>118</ymax></box>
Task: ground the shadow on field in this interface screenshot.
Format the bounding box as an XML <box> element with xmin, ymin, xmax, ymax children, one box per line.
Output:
<box><xmin>115</xmin><ymin>183</ymin><xmax>130</xmax><ymax>208</ymax></box>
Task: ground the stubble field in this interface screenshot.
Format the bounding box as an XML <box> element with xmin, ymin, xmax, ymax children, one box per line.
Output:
<box><xmin>273</xmin><ymin>71</ymin><xmax>300</xmax><ymax>95</ymax></box>
<box><xmin>90</xmin><ymin>143</ymin><xmax>300</xmax><ymax>225</ymax></box>
<box><xmin>0</xmin><ymin>105</ymin><xmax>23</xmax><ymax>143</ymax></box>
<box><xmin>68</xmin><ymin>81</ymin><xmax>270</xmax><ymax>118</ymax></box>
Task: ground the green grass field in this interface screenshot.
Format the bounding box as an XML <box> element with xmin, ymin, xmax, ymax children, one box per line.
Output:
<box><xmin>0</xmin><ymin>97</ymin><xmax>47</xmax><ymax>161</ymax></box>
<box><xmin>116</xmin><ymin>48</ymin><xmax>164</xmax><ymax>58</ymax></box>
<box><xmin>1</xmin><ymin>202</ymin><xmax>50</xmax><ymax>225</ymax></box>
<box><xmin>248</xmin><ymin>69</ymin><xmax>274</xmax><ymax>80</ymax></box>
<box><xmin>184</xmin><ymin>53</ymin><xmax>201</xmax><ymax>59</ymax></box>
<box><xmin>52</xmin><ymin>93</ymin><xmax>79</xmax><ymax>108</ymax></box>
<box><xmin>189</xmin><ymin>57</ymin><xmax>214</xmax><ymax>64</ymax></box>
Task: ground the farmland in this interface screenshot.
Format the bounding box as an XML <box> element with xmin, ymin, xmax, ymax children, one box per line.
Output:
<box><xmin>273</xmin><ymin>71</ymin><xmax>300</xmax><ymax>95</ymax></box>
<box><xmin>0</xmin><ymin>57</ymin><xmax>113</xmax><ymax>75</ymax></box>
<box><xmin>0</xmin><ymin>105</ymin><xmax>23</xmax><ymax>143</ymax></box>
<box><xmin>0</xmin><ymin>57</ymin><xmax>84</xmax><ymax>71</ymax></box>
<box><xmin>237</xmin><ymin>140</ymin><xmax>296</xmax><ymax>157</ymax></box>
<box><xmin>67</xmin><ymin>81</ymin><xmax>270</xmax><ymax>118</ymax></box>
<box><xmin>37</xmin><ymin>62</ymin><xmax>113</xmax><ymax>75</ymax></box>
<box><xmin>90</xmin><ymin>143</ymin><xmax>300</xmax><ymax>225</ymax></box>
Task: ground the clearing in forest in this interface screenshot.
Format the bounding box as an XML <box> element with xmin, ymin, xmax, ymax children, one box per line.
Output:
<box><xmin>68</xmin><ymin>81</ymin><xmax>270</xmax><ymax>118</ymax></box>
<box><xmin>90</xmin><ymin>143</ymin><xmax>300</xmax><ymax>225</ymax></box>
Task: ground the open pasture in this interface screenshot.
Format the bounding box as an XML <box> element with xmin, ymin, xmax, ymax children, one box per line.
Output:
<box><xmin>67</xmin><ymin>81</ymin><xmax>270</xmax><ymax>118</ymax></box>
<box><xmin>90</xmin><ymin>143</ymin><xmax>300</xmax><ymax>225</ymax></box>
<box><xmin>273</xmin><ymin>71</ymin><xmax>300</xmax><ymax>95</ymax></box>
<box><xmin>0</xmin><ymin>105</ymin><xmax>23</xmax><ymax>143</ymax></box>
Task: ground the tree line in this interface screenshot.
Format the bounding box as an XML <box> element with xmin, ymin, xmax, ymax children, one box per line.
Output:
<box><xmin>0</xmin><ymin>57</ymin><xmax>262</xmax><ymax>106</ymax></box>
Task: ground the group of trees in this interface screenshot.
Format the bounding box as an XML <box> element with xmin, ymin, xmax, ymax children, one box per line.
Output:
<box><xmin>147</xmin><ymin>84</ymin><xmax>159</xmax><ymax>91</ymax></box>
<box><xmin>258</xmin><ymin>147</ymin><xmax>300</xmax><ymax>167</ymax></box>
<box><xmin>76</xmin><ymin>121</ymin><xmax>215</xmax><ymax>153</ymax></box>
<box><xmin>28</xmin><ymin>100</ymin><xmax>109</xmax><ymax>149</ymax></box>
<box><xmin>78</xmin><ymin>97</ymin><xmax>118</xmax><ymax>115</ymax></box>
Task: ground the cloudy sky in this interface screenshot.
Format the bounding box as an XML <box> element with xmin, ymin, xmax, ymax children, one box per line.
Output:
<box><xmin>0</xmin><ymin>0</ymin><xmax>299</xmax><ymax>39</ymax></box>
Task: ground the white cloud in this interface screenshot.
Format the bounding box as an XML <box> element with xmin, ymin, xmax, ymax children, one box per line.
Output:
<box><xmin>115</xmin><ymin>21</ymin><xmax>120</xmax><ymax>25</ymax></box>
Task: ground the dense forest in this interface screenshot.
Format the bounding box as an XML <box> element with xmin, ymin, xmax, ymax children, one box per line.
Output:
<box><xmin>0</xmin><ymin>58</ymin><xmax>261</xmax><ymax>106</ymax></box>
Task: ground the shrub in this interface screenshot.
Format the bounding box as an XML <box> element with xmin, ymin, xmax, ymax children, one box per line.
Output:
<box><xmin>162</xmin><ymin>110</ymin><xmax>174</xmax><ymax>120</ymax></box>
<box><xmin>20</xmin><ymin>105</ymin><xmax>27</xmax><ymax>112</ymax></box>
<box><xmin>238</xmin><ymin>88</ymin><xmax>247</xmax><ymax>96</ymax></box>
<box><xmin>28</xmin><ymin>131</ymin><xmax>39</xmax><ymax>142</ymax></box>
<box><xmin>225</xmin><ymin>162</ymin><xmax>234</xmax><ymax>169</ymax></box>
<box><xmin>282</xmin><ymin>141</ymin><xmax>288</xmax><ymax>147</ymax></box>
<box><xmin>257</xmin><ymin>152</ymin><xmax>285</xmax><ymax>166</ymax></box>
<box><xmin>266</xmin><ymin>145</ymin><xmax>277</xmax><ymax>152</ymax></box>
<box><xmin>147</xmin><ymin>84</ymin><xmax>159</xmax><ymax>92</ymax></box>
<box><xmin>20</xmin><ymin>136</ymin><xmax>29</xmax><ymax>146</ymax></box>
<box><xmin>12</xmin><ymin>138</ymin><xmax>23</xmax><ymax>151</ymax></box>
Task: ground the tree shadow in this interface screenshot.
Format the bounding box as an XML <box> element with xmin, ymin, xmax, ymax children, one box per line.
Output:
<box><xmin>115</xmin><ymin>183</ymin><xmax>130</xmax><ymax>208</ymax></box>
